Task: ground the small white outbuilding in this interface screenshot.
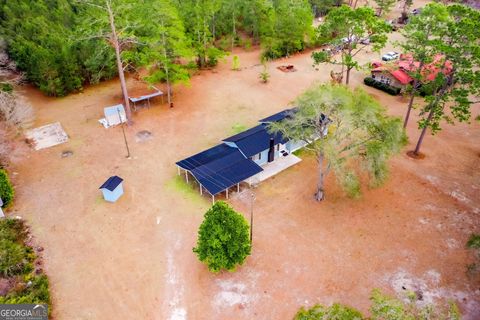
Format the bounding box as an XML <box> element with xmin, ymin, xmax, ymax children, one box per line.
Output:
<box><xmin>104</xmin><ymin>104</ymin><xmax>126</xmax><ymax>127</ymax></box>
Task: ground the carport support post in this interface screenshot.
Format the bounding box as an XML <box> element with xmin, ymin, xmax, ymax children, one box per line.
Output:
<box><xmin>212</xmin><ymin>195</ymin><xmax>215</xmax><ymax>204</ymax></box>
<box><xmin>177</xmin><ymin>166</ymin><xmax>180</xmax><ymax>176</ymax></box>
<box><xmin>237</xmin><ymin>183</ymin><xmax>240</xmax><ymax>193</ymax></box>
<box><xmin>185</xmin><ymin>170</ymin><xmax>189</xmax><ymax>183</ymax></box>
<box><xmin>226</xmin><ymin>188</ymin><xmax>229</xmax><ymax>199</ymax></box>
<box><xmin>200</xmin><ymin>185</ymin><xmax>203</xmax><ymax>195</ymax></box>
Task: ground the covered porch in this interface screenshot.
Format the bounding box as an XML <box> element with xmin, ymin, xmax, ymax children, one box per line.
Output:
<box><xmin>244</xmin><ymin>153</ymin><xmax>301</xmax><ymax>185</ymax></box>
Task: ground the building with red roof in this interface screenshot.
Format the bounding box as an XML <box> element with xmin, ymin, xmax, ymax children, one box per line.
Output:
<box><xmin>370</xmin><ymin>54</ymin><xmax>452</xmax><ymax>92</ymax></box>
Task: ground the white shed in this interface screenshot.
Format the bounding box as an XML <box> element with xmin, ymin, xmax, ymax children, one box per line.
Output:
<box><xmin>104</xmin><ymin>104</ymin><xmax>126</xmax><ymax>127</ymax></box>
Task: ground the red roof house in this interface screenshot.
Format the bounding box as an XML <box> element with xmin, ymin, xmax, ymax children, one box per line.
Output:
<box><xmin>370</xmin><ymin>54</ymin><xmax>452</xmax><ymax>91</ymax></box>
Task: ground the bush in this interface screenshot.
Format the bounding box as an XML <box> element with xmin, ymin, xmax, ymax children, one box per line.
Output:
<box><xmin>294</xmin><ymin>303</ymin><xmax>363</xmax><ymax>320</ymax></box>
<box><xmin>193</xmin><ymin>201</ymin><xmax>251</xmax><ymax>273</ymax></box>
<box><xmin>0</xmin><ymin>218</ymin><xmax>51</xmax><ymax>309</ymax></box>
<box><xmin>364</xmin><ymin>77</ymin><xmax>401</xmax><ymax>95</ymax></box>
<box><xmin>0</xmin><ymin>169</ymin><xmax>14</xmax><ymax>208</ymax></box>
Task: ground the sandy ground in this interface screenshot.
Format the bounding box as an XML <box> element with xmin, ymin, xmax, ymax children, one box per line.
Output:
<box><xmin>5</xmin><ymin>3</ymin><xmax>480</xmax><ymax>319</ymax></box>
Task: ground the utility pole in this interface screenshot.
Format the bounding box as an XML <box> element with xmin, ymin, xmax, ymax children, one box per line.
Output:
<box><xmin>250</xmin><ymin>190</ymin><xmax>255</xmax><ymax>244</ymax></box>
<box><xmin>117</xmin><ymin>107</ymin><xmax>131</xmax><ymax>158</ymax></box>
<box><xmin>249</xmin><ymin>179</ymin><xmax>259</xmax><ymax>246</ymax></box>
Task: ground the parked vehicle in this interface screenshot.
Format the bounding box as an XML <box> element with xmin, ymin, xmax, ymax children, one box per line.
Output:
<box><xmin>382</xmin><ymin>52</ymin><xmax>400</xmax><ymax>61</ymax></box>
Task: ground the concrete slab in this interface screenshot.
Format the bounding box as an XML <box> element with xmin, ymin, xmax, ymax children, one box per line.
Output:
<box><xmin>245</xmin><ymin>154</ymin><xmax>302</xmax><ymax>185</ymax></box>
<box><xmin>25</xmin><ymin>122</ymin><xmax>68</xmax><ymax>151</ymax></box>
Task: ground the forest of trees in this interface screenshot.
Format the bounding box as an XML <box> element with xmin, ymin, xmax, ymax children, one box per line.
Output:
<box><xmin>0</xmin><ymin>0</ymin><xmax>334</xmax><ymax>96</ymax></box>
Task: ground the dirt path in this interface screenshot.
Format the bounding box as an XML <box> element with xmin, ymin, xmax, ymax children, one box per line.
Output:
<box><xmin>6</xmin><ymin>7</ymin><xmax>480</xmax><ymax>319</ymax></box>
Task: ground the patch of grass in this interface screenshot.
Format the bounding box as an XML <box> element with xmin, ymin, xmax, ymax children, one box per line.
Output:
<box><xmin>475</xmin><ymin>115</ymin><xmax>480</xmax><ymax>122</ymax></box>
<box><xmin>467</xmin><ymin>234</ymin><xmax>480</xmax><ymax>249</ymax></box>
<box><xmin>230</xmin><ymin>123</ymin><xmax>247</xmax><ymax>135</ymax></box>
<box><xmin>292</xmin><ymin>147</ymin><xmax>312</xmax><ymax>157</ymax></box>
<box><xmin>166</xmin><ymin>175</ymin><xmax>204</xmax><ymax>204</ymax></box>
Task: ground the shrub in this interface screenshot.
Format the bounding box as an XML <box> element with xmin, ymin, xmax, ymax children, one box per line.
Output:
<box><xmin>0</xmin><ymin>218</ymin><xmax>51</xmax><ymax>309</ymax></box>
<box><xmin>193</xmin><ymin>201</ymin><xmax>251</xmax><ymax>273</ymax></box>
<box><xmin>0</xmin><ymin>168</ymin><xmax>14</xmax><ymax>208</ymax></box>
<box><xmin>294</xmin><ymin>303</ymin><xmax>363</xmax><ymax>320</ymax></box>
<box><xmin>364</xmin><ymin>77</ymin><xmax>401</xmax><ymax>95</ymax></box>
<box><xmin>232</xmin><ymin>55</ymin><xmax>240</xmax><ymax>71</ymax></box>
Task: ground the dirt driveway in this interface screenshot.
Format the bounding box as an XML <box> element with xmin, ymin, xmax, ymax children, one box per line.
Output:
<box><xmin>7</xmin><ymin>12</ymin><xmax>480</xmax><ymax>320</ymax></box>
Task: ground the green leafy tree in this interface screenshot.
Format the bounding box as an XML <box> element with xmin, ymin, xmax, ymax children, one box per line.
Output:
<box><xmin>269</xmin><ymin>84</ymin><xmax>406</xmax><ymax>201</ymax></box>
<box><xmin>0</xmin><ymin>169</ymin><xmax>14</xmax><ymax>208</ymax></box>
<box><xmin>397</xmin><ymin>3</ymin><xmax>449</xmax><ymax>128</ymax></box>
<box><xmin>374</xmin><ymin>0</ymin><xmax>396</xmax><ymax>17</ymax></box>
<box><xmin>193</xmin><ymin>201</ymin><xmax>251</xmax><ymax>272</ymax></box>
<box><xmin>174</xmin><ymin>0</ymin><xmax>224</xmax><ymax>68</ymax></box>
<box><xmin>262</xmin><ymin>0</ymin><xmax>314</xmax><ymax>59</ymax></box>
<box><xmin>137</xmin><ymin>0</ymin><xmax>192</xmax><ymax>108</ymax></box>
<box><xmin>76</xmin><ymin>0</ymin><xmax>152</xmax><ymax>124</ymax></box>
<box><xmin>312</xmin><ymin>5</ymin><xmax>390</xmax><ymax>85</ymax></box>
<box><xmin>411</xmin><ymin>3</ymin><xmax>480</xmax><ymax>156</ymax></box>
<box><xmin>309</xmin><ymin>0</ymin><xmax>339</xmax><ymax>17</ymax></box>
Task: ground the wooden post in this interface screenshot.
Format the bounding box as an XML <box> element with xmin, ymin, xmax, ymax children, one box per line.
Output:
<box><xmin>177</xmin><ymin>166</ymin><xmax>180</xmax><ymax>176</ymax></box>
<box><xmin>185</xmin><ymin>170</ymin><xmax>189</xmax><ymax>183</ymax></box>
<box><xmin>200</xmin><ymin>185</ymin><xmax>203</xmax><ymax>195</ymax></box>
<box><xmin>212</xmin><ymin>195</ymin><xmax>215</xmax><ymax>204</ymax></box>
<box><xmin>237</xmin><ymin>183</ymin><xmax>240</xmax><ymax>193</ymax></box>
<box><xmin>226</xmin><ymin>188</ymin><xmax>229</xmax><ymax>199</ymax></box>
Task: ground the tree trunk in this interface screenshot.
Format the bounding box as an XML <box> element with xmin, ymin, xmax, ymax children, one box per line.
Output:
<box><xmin>315</xmin><ymin>152</ymin><xmax>326</xmax><ymax>201</ymax></box>
<box><xmin>160</xmin><ymin>23</ymin><xmax>173</xmax><ymax>107</ymax></box>
<box><xmin>404</xmin><ymin>60</ymin><xmax>425</xmax><ymax>128</ymax></box>
<box><xmin>107</xmin><ymin>0</ymin><xmax>132</xmax><ymax>125</ymax></box>
<box><xmin>403</xmin><ymin>88</ymin><xmax>415</xmax><ymax>128</ymax></box>
<box><xmin>232</xmin><ymin>11</ymin><xmax>236</xmax><ymax>52</ymax></box>
<box><xmin>345</xmin><ymin>67</ymin><xmax>351</xmax><ymax>85</ymax></box>
<box><xmin>413</xmin><ymin>68</ymin><xmax>454</xmax><ymax>155</ymax></box>
<box><xmin>413</xmin><ymin>105</ymin><xmax>434</xmax><ymax>155</ymax></box>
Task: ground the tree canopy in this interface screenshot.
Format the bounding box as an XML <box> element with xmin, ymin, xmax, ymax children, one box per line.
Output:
<box><xmin>269</xmin><ymin>84</ymin><xmax>406</xmax><ymax>201</ymax></box>
<box><xmin>312</xmin><ymin>5</ymin><xmax>390</xmax><ymax>84</ymax></box>
<box><xmin>0</xmin><ymin>0</ymin><xmax>319</xmax><ymax>96</ymax></box>
<box><xmin>406</xmin><ymin>3</ymin><xmax>480</xmax><ymax>155</ymax></box>
<box><xmin>193</xmin><ymin>201</ymin><xmax>251</xmax><ymax>273</ymax></box>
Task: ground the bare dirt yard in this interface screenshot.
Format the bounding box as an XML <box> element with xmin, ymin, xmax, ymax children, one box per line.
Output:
<box><xmin>5</xmin><ymin>10</ymin><xmax>480</xmax><ymax>320</ymax></box>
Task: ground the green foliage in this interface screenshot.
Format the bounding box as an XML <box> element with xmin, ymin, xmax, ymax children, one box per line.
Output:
<box><xmin>193</xmin><ymin>201</ymin><xmax>251</xmax><ymax>273</ymax></box>
<box><xmin>364</xmin><ymin>77</ymin><xmax>402</xmax><ymax>95</ymax></box>
<box><xmin>259</xmin><ymin>62</ymin><xmax>270</xmax><ymax>83</ymax></box>
<box><xmin>294</xmin><ymin>289</ymin><xmax>461</xmax><ymax>320</ymax></box>
<box><xmin>466</xmin><ymin>234</ymin><xmax>480</xmax><ymax>249</ymax></box>
<box><xmin>294</xmin><ymin>303</ymin><xmax>363</xmax><ymax>320</ymax></box>
<box><xmin>0</xmin><ymin>219</ymin><xmax>50</xmax><ymax>308</ymax></box>
<box><xmin>313</xmin><ymin>5</ymin><xmax>391</xmax><ymax>84</ymax></box>
<box><xmin>0</xmin><ymin>0</ymin><xmax>116</xmax><ymax>96</ymax></box>
<box><xmin>403</xmin><ymin>3</ymin><xmax>480</xmax><ymax>153</ymax></box>
<box><xmin>269</xmin><ymin>84</ymin><xmax>406</xmax><ymax>200</ymax></box>
<box><xmin>232</xmin><ymin>55</ymin><xmax>241</xmax><ymax>70</ymax></box>
<box><xmin>374</xmin><ymin>0</ymin><xmax>396</xmax><ymax>16</ymax></box>
<box><xmin>0</xmin><ymin>169</ymin><xmax>14</xmax><ymax>208</ymax></box>
<box><xmin>261</xmin><ymin>0</ymin><xmax>314</xmax><ymax>59</ymax></box>
<box><xmin>0</xmin><ymin>275</ymin><xmax>50</xmax><ymax>306</ymax></box>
